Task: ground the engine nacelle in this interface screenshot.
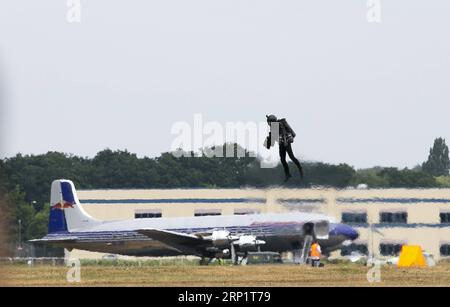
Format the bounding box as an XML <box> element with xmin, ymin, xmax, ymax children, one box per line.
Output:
<box><xmin>207</xmin><ymin>230</ymin><xmax>238</xmax><ymax>246</ymax></box>
<box><xmin>234</xmin><ymin>235</ymin><xmax>266</xmax><ymax>247</ymax></box>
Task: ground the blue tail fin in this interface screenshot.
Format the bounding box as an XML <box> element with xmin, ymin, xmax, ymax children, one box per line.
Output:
<box><xmin>48</xmin><ymin>207</ymin><xmax>68</xmax><ymax>233</ymax></box>
<box><xmin>48</xmin><ymin>180</ymin><xmax>70</xmax><ymax>233</ymax></box>
<box><xmin>48</xmin><ymin>180</ymin><xmax>98</xmax><ymax>233</ymax></box>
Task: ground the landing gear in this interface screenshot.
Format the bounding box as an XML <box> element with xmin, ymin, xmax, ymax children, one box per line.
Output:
<box><xmin>293</xmin><ymin>248</ymin><xmax>302</xmax><ymax>264</ymax></box>
<box><xmin>230</xmin><ymin>244</ymin><xmax>238</xmax><ymax>265</ymax></box>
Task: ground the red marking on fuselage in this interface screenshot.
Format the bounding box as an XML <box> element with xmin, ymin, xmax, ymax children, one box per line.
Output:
<box><xmin>51</xmin><ymin>201</ymin><xmax>75</xmax><ymax>210</ymax></box>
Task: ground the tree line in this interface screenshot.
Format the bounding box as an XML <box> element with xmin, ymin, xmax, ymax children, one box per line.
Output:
<box><xmin>0</xmin><ymin>139</ymin><xmax>449</xmax><ymax>246</ymax></box>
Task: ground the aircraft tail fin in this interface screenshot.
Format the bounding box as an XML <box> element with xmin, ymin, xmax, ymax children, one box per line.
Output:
<box><xmin>49</xmin><ymin>179</ymin><xmax>99</xmax><ymax>233</ymax></box>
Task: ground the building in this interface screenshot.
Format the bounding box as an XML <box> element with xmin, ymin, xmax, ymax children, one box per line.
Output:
<box><xmin>72</xmin><ymin>188</ymin><xmax>450</xmax><ymax>260</ymax></box>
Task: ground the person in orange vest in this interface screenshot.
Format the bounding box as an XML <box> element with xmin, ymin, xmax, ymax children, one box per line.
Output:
<box><xmin>310</xmin><ymin>241</ymin><xmax>322</xmax><ymax>267</ymax></box>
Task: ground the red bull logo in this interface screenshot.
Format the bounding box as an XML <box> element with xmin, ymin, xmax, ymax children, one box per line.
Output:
<box><xmin>51</xmin><ymin>201</ymin><xmax>75</xmax><ymax>210</ymax></box>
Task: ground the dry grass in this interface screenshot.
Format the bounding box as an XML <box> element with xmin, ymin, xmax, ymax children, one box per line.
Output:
<box><xmin>1</xmin><ymin>262</ymin><xmax>450</xmax><ymax>287</ymax></box>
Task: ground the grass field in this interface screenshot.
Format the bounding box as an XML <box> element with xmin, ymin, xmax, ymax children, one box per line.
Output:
<box><xmin>2</xmin><ymin>261</ymin><xmax>450</xmax><ymax>287</ymax></box>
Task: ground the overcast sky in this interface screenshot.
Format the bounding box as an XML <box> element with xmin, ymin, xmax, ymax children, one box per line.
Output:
<box><xmin>0</xmin><ymin>1</ymin><xmax>449</xmax><ymax>169</ymax></box>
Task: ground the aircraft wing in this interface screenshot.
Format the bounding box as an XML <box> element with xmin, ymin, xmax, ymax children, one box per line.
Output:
<box><xmin>29</xmin><ymin>236</ymin><xmax>78</xmax><ymax>244</ymax></box>
<box><xmin>137</xmin><ymin>229</ymin><xmax>208</xmax><ymax>256</ymax></box>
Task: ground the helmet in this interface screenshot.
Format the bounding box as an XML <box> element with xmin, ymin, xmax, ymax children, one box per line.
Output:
<box><xmin>266</xmin><ymin>114</ymin><xmax>277</xmax><ymax>123</ymax></box>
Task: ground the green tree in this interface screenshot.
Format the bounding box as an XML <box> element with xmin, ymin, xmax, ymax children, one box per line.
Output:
<box><xmin>3</xmin><ymin>152</ymin><xmax>91</xmax><ymax>205</ymax></box>
<box><xmin>0</xmin><ymin>161</ymin><xmax>11</xmax><ymax>256</ymax></box>
<box><xmin>351</xmin><ymin>167</ymin><xmax>389</xmax><ymax>188</ymax></box>
<box><xmin>422</xmin><ymin>138</ymin><xmax>450</xmax><ymax>176</ymax></box>
<box><xmin>26</xmin><ymin>206</ymin><xmax>50</xmax><ymax>240</ymax></box>
<box><xmin>6</xmin><ymin>186</ymin><xmax>37</xmax><ymax>242</ymax></box>
<box><xmin>436</xmin><ymin>176</ymin><xmax>450</xmax><ymax>188</ymax></box>
<box><xmin>379</xmin><ymin>168</ymin><xmax>436</xmax><ymax>188</ymax></box>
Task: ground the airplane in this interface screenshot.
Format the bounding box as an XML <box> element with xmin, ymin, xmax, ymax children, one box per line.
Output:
<box><xmin>32</xmin><ymin>179</ymin><xmax>359</xmax><ymax>263</ymax></box>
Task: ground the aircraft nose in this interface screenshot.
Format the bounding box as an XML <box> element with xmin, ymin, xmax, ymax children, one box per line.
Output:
<box><xmin>333</xmin><ymin>224</ymin><xmax>359</xmax><ymax>240</ymax></box>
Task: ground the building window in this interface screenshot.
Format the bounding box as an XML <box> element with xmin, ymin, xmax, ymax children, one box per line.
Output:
<box><xmin>341</xmin><ymin>212</ymin><xmax>367</xmax><ymax>224</ymax></box>
<box><xmin>135</xmin><ymin>210</ymin><xmax>162</xmax><ymax>219</ymax></box>
<box><xmin>380</xmin><ymin>212</ymin><xmax>407</xmax><ymax>224</ymax></box>
<box><xmin>194</xmin><ymin>209</ymin><xmax>221</xmax><ymax>217</ymax></box>
<box><xmin>440</xmin><ymin>245</ymin><xmax>450</xmax><ymax>256</ymax></box>
<box><xmin>341</xmin><ymin>244</ymin><xmax>368</xmax><ymax>256</ymax></box>
<box><xmin>440</xmin><ymin>212</ymin><xmax>450</xmax><ymax>224</ymax></box>
<box><xmin>234</xmin><ymin>209</ymin><xmax>261</xmax><ymax>215</ymax></box>
<box><xmin>379</xmin><ymin>243</ymin><xmax>403</xmax><ymax>256</ymax></box>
